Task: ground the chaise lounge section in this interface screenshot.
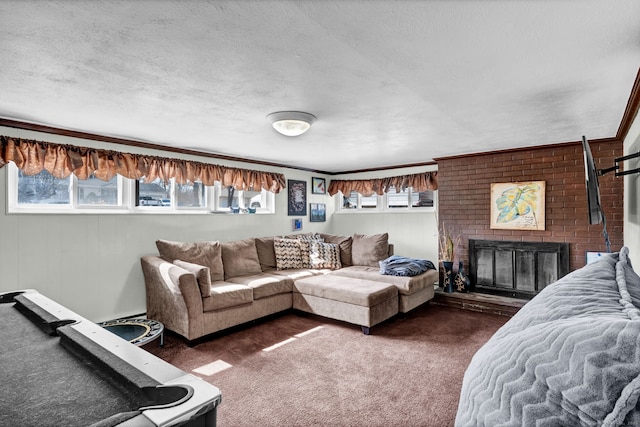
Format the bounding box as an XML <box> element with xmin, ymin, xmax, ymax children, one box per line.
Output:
<box><xmin>141</xmin><ymin>232</ymin><xmax>437</xmax><ymax>342</ymax></box>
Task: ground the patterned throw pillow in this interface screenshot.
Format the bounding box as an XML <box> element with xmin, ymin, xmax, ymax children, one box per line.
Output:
<box><xmin>295</xmin><ymin>234</ymin><xmax>324</xmax><ymax>268</ymax></box>
<box><xmin>274</xmin><ymin>238</ymin><xmax>305</xmax><ymax>269</ymax></box>
<box><xmin>309</xmin><ymin>241</ymin><xmax>342</xmax><ymax>270</ymax></box>
<box><xmin>319</xmin><ymin>234</ymin><xmax>353</xmax><ymax>267</ymax></box>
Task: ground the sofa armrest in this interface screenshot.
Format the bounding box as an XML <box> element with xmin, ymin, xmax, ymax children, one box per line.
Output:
<box><xmin>140</xmin><ymin>256</ymin><xmax>204</xmax><ymax>340</ymax></box>
<box><xmin>388</xmin><ymin>243</ymin><xmax>394</xmax><ymax>257</ymax></box>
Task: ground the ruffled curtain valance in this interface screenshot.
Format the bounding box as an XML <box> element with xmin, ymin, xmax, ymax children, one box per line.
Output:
<box><xmin>0</xmin><ymin>136</ymin><xmax>286</xmax><ymax>193</ymax></box>
<box><xmin>328</xmin><ymin>171</ymin><xmax>438</xmax><ymax>197</ymax></box>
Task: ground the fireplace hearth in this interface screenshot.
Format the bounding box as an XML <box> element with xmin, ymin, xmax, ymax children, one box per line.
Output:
<box><xmin>468</xmin><ymin>240</ymin><xmax>570</xmax><ymax>299</ymax></box>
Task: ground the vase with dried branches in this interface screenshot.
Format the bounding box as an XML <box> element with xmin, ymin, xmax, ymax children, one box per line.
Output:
<box><xmin>439</xmin><ymin>222</ymin><xmax>460</xmax><ymax>293</ymax></box>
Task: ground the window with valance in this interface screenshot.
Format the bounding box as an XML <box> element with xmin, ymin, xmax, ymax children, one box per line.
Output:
<box><xmin>0</xmin><ymin>136</ymin><xmax>286</xmax><ymax>193</ymax></box>
<box><xmin>328</xmin><ymin>171</ymin><xmax>438</xmax><ymax>196</ymax></box>
<box><xmin>328</xmin><ymin>171</ymin><xmax>438</xmax><ymax>211</ymax></box>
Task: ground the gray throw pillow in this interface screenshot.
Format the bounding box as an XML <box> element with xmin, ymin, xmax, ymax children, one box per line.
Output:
<box><xmin>255</xmin><ymin>236</ymin><xmax>277</xmax><ymax>272</ymax></box>
<box><xmin>351</xmin><ymin>233</ymin><xmax>389</xmax><ymax>267</ymax></box>
<box><xmin>156</xmin><ymin>239</ymin><xmax>224</xmax><ymax>282</ymax></box>
<box><xmin>220</xmin><ymin>238</ymin><xmax>262</xmax><ymax>279</ymax></box>
<box><xmin>173</xmin><ymin>259</ymin><xmax>212</xmax><ymax>298</ymax></box>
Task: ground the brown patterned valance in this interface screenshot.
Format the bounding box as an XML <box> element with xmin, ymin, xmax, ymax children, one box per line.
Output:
<box><xmin>328</xmin><ymin>171</ymin><xmax>438</xmax><ymax>197</ymax></box>
<box><xmin>0</xmin><ymin>136</ymin><xmax>286</xmax><ymax>193</ymax></box>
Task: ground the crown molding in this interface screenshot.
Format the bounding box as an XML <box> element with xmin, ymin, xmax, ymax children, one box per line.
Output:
<box><xmin>616</xmin><ymin>67</ymin><xmax>640</xmax><ymax>141</ymax></box>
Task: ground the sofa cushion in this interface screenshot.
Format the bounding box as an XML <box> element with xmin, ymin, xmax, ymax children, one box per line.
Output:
<box><xmin>156</xmin><ymin>239</ymin><xmax>224</xmax><ymax>282</ymax></box>
<box><xmin>270</xmin><ymin>268</ymin><xmax>324</xmax><ymax>280</ymax></box>
<box><xmin>351</xmin><ymin>233</ymin><xmax>389</xmax><ymax>267</ymax></box>
<box><xmin>320</xmin><ymin>233</ymin><xmax>353</xmax><ymax>267</ymax></box>
<box><xmin>221</xmin><ymin>238</ymin><xmax>263</xmax><ymax>280</ymax></box>
<box><xmin>294</xmin><ymin>275</ymin><xmax>397</xmax><ymax>307</ymax></box>
<box><xmin>274</xmin><ymin>238</ymin><xmax>305</xmax><ymax>269</ymax></box>
<box><xmin>255</xmin><ymin>236</ymin><xmax>277</xmax><ymax>272</ymax></box>
<box><xmin>203</xmin><ymin>282</ymin><xmax>253</xmax><ymax>311</ymax></box>
<box><xmin>309</xmin><ymin>241</ymin><xmax>342</xmax><ymax>270</ymax></box>
<box><xmin>172</xmin><ymin>259</ymin><xmax>212</xmax><ymax>298</ymax></box>
<box><xmin>227</xmin><ymin>273</ymin><xmax>293</xmax><ymax>300</ymax></box>
<box><xmin>333</xmin><ymin>266</ymin><xmax>438</xmax><ymax>295</ymax></box>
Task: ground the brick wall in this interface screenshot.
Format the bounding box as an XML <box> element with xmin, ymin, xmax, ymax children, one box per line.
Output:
<box><xmin>437</xmin><ymin>140</ymin><xmax>624</xmax><ymax>273</ymax></box>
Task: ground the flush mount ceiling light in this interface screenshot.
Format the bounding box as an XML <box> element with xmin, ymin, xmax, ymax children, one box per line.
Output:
<box><xmin>266</xmin><ymin>111</ymin><xmax>317</xmax><ymax>136</ymax></box>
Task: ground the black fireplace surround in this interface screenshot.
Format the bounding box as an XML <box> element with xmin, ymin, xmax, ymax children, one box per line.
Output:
<box><xmin>468</xmin><ymin>239</ymin><xmax>570</xmax><ymax>299</ymax></box>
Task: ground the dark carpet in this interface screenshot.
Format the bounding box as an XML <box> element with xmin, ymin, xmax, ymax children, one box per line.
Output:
<box><xmin>144</xmin><ymin>304</ymin><xmax>508</xmax><ymax>427</ymax></box>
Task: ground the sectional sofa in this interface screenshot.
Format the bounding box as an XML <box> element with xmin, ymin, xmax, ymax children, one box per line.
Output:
<box><xmin>140</xmin><ymin>232</ymin><xmax>438</xmax><ymax>343</ymax></box>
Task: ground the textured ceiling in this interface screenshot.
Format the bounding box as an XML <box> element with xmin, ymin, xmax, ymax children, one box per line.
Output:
<box><xmin>1</xmin><ymin>1</ymin><xmax>639</xmax><ymax>173</ymax></box>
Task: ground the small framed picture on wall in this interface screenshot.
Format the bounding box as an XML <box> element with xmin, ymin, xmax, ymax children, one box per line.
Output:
<box><xmin>292</xmin><ymin>218</ymin><xmax>303</xmax><ymax>231</ymax></box>
<box><xmin>311</xmin><ymin>177</ymin><xmax>326</xmax><ymax>194</ymax></box>
<box><xmin>310</xmin><ymin>203</ymin><xmax>326</xmax><ymax>222</ymax></box>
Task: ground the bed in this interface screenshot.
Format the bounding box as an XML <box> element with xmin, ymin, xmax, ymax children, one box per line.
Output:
<box><xmin>456</xmin><ymin>247</ymin><xmax>640</xmax><ymax>427</ymax></box>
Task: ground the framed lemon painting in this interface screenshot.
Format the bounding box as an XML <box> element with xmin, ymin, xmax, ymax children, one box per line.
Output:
<box><xmin>490</xmin><ymin>181</ymin><xmax>545</xmax><ymax>231</ymax></box>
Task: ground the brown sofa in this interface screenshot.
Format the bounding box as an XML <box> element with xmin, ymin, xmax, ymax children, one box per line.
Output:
<box><xmin>140</xmin><ymin>232</ymin><xmax>437</xmax><ymax>342</ymax></box>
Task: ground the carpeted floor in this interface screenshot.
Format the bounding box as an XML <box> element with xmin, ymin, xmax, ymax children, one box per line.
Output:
<box><xmin>144</xmin><ymin>304</ymin><xmax>508</xmax><ymax>427</ymax></box>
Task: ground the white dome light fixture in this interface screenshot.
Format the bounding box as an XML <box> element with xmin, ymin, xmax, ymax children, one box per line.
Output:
<box><xmin>267</xmin><ymin>111</ymin><xmax>317</xmax><ymax>137</ymax></box>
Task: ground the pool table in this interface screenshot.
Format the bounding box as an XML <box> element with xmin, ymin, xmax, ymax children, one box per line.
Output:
<box><xmin>0</xmin><ymin>290</ymin><xmax>222</xmax><ymax>427</ymax></box>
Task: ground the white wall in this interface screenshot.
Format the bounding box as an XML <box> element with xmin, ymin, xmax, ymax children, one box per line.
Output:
<box><xmin>329</xmin><ymin>167</ymin><xmax>439</xmax><ymax>265</ymax></box>
<box><xmin>0</xmin><ymin>126</ymin><xmax>439</xmax><ymax>321</ymax></box>
<box><xmin>331</xmin><ymin>211</ymin><xmax>438</xmax><ymax>263</ymax></box>
<box><xmin>624</xmin><ymin>109</ymin><xmax>640</xmax><ymax>267</ymax></box>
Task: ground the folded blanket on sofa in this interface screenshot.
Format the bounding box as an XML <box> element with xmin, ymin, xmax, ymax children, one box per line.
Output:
<box><xmin>379</xmin><ymin>255</ymin><xmax>435</xmax><ymax>277</ymax></box>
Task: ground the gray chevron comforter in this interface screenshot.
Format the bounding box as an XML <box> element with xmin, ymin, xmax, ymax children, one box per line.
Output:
<box><xmin>456</xmin><ymin>247</ymin><xmax>640</xmax><ymax>427</ymax></box>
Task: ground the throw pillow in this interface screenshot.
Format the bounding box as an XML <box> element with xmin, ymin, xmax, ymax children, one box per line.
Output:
<box><xmin>255</xmin><ymin>236</ymin><xmax>277</xmax><ymax>272</ymax></box>
<box><xmin>351</xmin><ymin>233</ymin><xmax>389</xmax><ymax>267</ymax></box>
<box><xmin>173</xmin><ymin>259</ymin><xmax>212</xmax><ymax>298</ymax></box>
<box><xmin>283</xmin><ymin>232</ymin><xmax>321</xmax><ymax>240</ymax></box>
<box><xmin>220</xmin><ymin>238</ymin><xmax>262</xmax><ymax>280</ymax></box>
<box><xmin>320</xmin><ymin>233</ymin><xmax>353</xmax><ymax>267</ymax></box>
<box><xmin>294</xmin><ymin>234</ymin><xmax>323</xmax><ymax>268</ymax></box>
<box><xmin>309</xmin><ymin>241</ymin><xmax>342</xmax><ymax>270</ymax></box>
<box><xmin>156</xmin><ymin>239</ymin><xmax>224</xmax><ymax>282</ymax></box>
<box><xmin>297</xmin><ymin>240</ymin><xmax>313</xmax><ymax>269</ymax></box>
<box><xmin>274</xmin><ymin>238</ymin><xmax>305</xmax><ymax>270</ymax></box>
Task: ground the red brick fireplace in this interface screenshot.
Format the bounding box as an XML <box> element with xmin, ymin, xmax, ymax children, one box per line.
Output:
<box><xmin>435</xmin><ymin>140</ymin><xmax>624</xmax><ymax>276</ymax></box>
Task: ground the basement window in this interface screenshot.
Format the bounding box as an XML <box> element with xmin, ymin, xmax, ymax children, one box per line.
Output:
<box><xmin>8</xmin><ymin>164</ymin><xmax>127</xmax><ymax>213</ymax></box>
<box><xmin>387</xmin><ymin>186</ymin><xmax>435</xmax><ymax>210</ymax></box>
<box><xmin>77</xmin><ymin>174</ymin><xmax>120</xmax><ymax>206</ymax></box>
<box><xmin>336</xmin><ymin>187</ymin><xmax>436</xmax><ymax>213</ymax></box>
<box><xmin>16</xmin><ymin>168</ymin><xmax>71</xmax><ymax>206</ymax></box>
<box><xmin>6</xmin><ymin>163</ymin><xmax>274</xmax><ymax>214</ymax></box>
<box><xmin>134</xmin><ymin>177</ymin><xmax>209</xmax><ymax>211</ymax></box>
<box><xmin>342</xmin><ymin>191</ymin><xmax>378</xmax><ymax>209</ymax></box>
<box><xmin>212</xmin><ymin>183</ymin><xmax>272</xmax><ymax>213</ymax></box>
<box><xmin>136</xmin><ymin>177</ymin><xmax>171</xmax><ymax>208</ymax></box>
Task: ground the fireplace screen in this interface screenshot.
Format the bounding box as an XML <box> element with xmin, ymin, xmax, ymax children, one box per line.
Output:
<box><xmin>469</xmin><ymin>240</ymin><xmax>569</xmax><ymax>299</ymax></box>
